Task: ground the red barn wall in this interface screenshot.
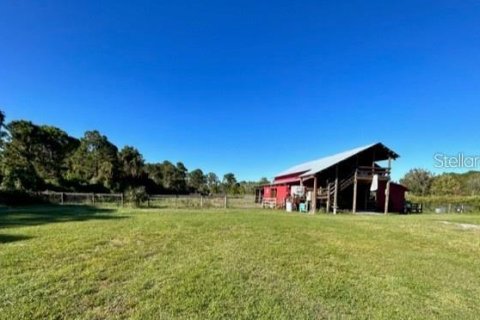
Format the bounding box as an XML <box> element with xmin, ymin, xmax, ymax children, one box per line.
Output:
<box><xmin>376</xmin><ymin>181</ymin><xmax>407</xmax><ymax>213</ymax></box>
<box><xmin>263</xmin><ymin>185</ymin><xmax>290</xmax><ymax>207</ymax></box>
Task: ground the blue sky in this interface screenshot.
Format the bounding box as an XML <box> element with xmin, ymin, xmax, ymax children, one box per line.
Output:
<box><xmin>1</xmin><ymin>0</ymin><xmax>479</xmax><ymax>181</ymax></box>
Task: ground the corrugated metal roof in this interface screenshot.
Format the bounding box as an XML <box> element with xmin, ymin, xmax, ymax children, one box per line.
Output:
<box><xmin>276</xmin><ymin>143</ymin><xmax>380</xmax><ymax>178</ymax></box>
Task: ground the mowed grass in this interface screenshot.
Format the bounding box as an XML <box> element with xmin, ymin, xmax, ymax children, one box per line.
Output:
<box><xmin>1</xmin><ymin>207</ymin><xmax>480</xmax><ymax>319</ymax></box>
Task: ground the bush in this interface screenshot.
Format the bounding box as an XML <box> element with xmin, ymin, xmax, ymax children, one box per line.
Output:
<box><xmin>125</xmin><ymin>186</ymin><xmax>148</xmax><ymax>207</ymax></box>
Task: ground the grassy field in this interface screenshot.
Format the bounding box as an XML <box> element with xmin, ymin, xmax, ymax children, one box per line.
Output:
<box><xmin>1</xmin><ymin>207</ymin><xmax>480</xmax><ymax>319</ymax></box>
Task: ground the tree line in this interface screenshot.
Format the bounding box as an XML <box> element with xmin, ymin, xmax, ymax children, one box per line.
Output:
<box><xmin>400</xmin><ymin>168</ymin><xmax>480</xmax><ymax>196</ymax></box>
<box><xmin>0</xmin><ymin>110</ymin><xmax>269</xmax><ymax>195</ymax></box>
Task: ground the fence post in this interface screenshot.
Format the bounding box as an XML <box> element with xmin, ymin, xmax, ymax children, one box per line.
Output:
<box><xmin>200</xmin><ymin>196</ymin><xmax>203</xmax><ymax>208</ymax></box>
<box><xmin>92</xmin><ymin>193</ymin><xmax>95</xmax><ymax>205</ymax></box>
<box><xmin>224</xmin><ymin>195</ymin><xmax>228</xmax><ymax>209</ymax></box>
<box><xmin>121</xmin><ymin>193</ymin><xmax>124</xmax><ymax>207</ymax></box>
<box><xmin>147</xmin><ymin>195</ymin><xmax>150</xmax><ymax>208</ymax></box>
<box><xmin>61</xmin><ymin>192</ymin><xmax>64</xmax><ymax>205</ymax></box>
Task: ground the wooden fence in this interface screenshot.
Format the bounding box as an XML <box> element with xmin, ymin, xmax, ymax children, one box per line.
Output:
<box><xmin>35</xmin><ymin>191</ymin><xmax>260</xmax><ymax>209</ymax></box>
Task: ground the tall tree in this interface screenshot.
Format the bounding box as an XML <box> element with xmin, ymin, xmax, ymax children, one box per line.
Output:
<box><xmin>466</xmin><ymin>174</ymin><xmax>480</xmax><ymax>196</ymax></box>
<box><xmin>173</xmin><ymin>162</ymin><xmax>188</xmax><ymax>193</ymax></box>
<box><xmin>0</xmin><ymin>109</ymin><xmax>6</xmax><ymax>150</ymax></box>
<box><xmin>159</xmin><ymin>161</ymin><xmax>178</xmax><ymax>191</ymax></box>
<box><xmin>119</xmin><ymin>146</ymin><xmax>144</xmax><ymax>179</ymax></box>
<box><xmin>146</xmin><ymin>161</ymin><xmax>188</xmax><ymax>194</ymax></box>
<box><xmin>0</xmin><ymin>110</ymin><xmax>4</xmax><ymax>128</ymax></box>
<box><xmin>400</xmin><ymin>168</ymin><xmax>434</xmax><ymax>196</ymax></box>
<box><xmin>35</xmin><ymin>125</ymin><xmax>79</xmax><ymax>185</ymax></box>
<box><xmin>258</xmin><ymin>177</ymin><xmax>270</xmax><ymax>185</ymax></box>
<box><xmin>206</xmin><ymin>172</ymin><xmax>220</xmax><ymax>194</ymax></box>
<box><xmin>1</xmin><ymin>121</ymin><xmax>77</xmax><ymax>190</ymax></box>
<box><xmin>0</xmin><ymin>110</ymin><xmax>6</xmax><ymax>185</ymax></box>
<box><xmin>1</xmin><ymin>121</ymin><xmax>41</xmax><ymax>190</ymax></box>
<box><xmin>66</xmin><ymin>130</ymin><xmax>119</xmax><ymax>191</ymax></box>
<box><xmin>188</xmin><ymin>169</ymin><xmax>206</xmax><ymax>194</ymax></box>
<box><xmin>222</xmin><ymin>173</ymin><xmax>238</xmax><ymax>194</ymax></box>
<box><xmin>145</xmin><ymin>163</ymin><xmax>163</xmax><ymax>186</ymax></box>
<box><xmin>431</xmin><ymin>174</ymin><xmax>461</xmax><ymax>196</ymax></box>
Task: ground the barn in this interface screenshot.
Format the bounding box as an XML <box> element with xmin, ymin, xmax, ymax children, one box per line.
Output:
<box><xmin>257</xmin><ymin>143</ymin><xmax>407</xmax><ymax>214</ymax></box>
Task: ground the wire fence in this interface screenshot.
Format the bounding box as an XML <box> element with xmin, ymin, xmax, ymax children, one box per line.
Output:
<box><xmin>36</xmin><ymin>191</ymin><xmax>124</xmax><ymax>207</ymax></box>
<box><xmin>144</xmin><ymin>194</ymin><xmax>259</xmax><ymax>209</ymax></box>
<box><xmin>35</xmin><ymin>191</ymin><xmax>260</xmax><ymax>209</ymax></box>
<box><xmin>407</xmin><ymin>195</ymin><xmax>480</xmax><ymax>213</ymax></box>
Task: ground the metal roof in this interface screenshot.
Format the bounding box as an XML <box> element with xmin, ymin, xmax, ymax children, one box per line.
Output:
<box><xmin>275</xmin><ymin>143</ymin><xmax>398</xmax><ymax>178</ymax></box>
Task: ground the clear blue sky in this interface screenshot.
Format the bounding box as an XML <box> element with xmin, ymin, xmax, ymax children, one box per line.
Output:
<box><xmin>1</xmin><ymin>1</ymin><xmax>479</xmax><ymax>181</ymax></box>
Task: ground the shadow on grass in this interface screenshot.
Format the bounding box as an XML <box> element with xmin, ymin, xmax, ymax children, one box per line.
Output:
<box><xmin>0</xmin><ymin>234</ymin><xmax>33</xmax><ymax>244</ymax></box>
<box><xmin>0</xmin><ymin>205</ymin><xmax>128</xmax><ymax>230</ymax></box>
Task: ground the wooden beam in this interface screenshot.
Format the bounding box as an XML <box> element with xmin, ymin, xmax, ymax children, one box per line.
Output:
<box><xmin>326</xmin><ymin>180</ymin><xmax>330</xmax><ymax>213</ymax></box>
<box><xmin>352</xmin><ymin>169</ymin><xmax>358</xmax><ymax>214</ymax></box>
<box><xmin>384</xmin><ymin>181</ymin><xmax>390</xmax><ymax>215</ymax></box>
<box><xmin>372</xmin><ymin>149</ymin><xmax>376</xmax><ymax>173</ymax></box>
<box><xmin>384</xmin><ymin>157</ymin><xmax>392</xmax><ymax>215</ymax></box>
<box><xmin>311</xmin><ymin>175</ymin><xmax>318</xmax><ymax>214</ymax></box>
<box><xmin>333</xmin><ymin>166</ymin><xmax>339</xmax><ymax>215</ymax></box>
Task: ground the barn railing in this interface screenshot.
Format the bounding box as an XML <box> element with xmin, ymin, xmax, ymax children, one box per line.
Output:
<box><xmin>356</xmin><ymin>166</ymin><xmax>390</xmax><ymax>178</ymax></box>
<box><xmin>262</xmin><ymin>197</ymin><xmax>277</xmax><ymax>209</ymax></box>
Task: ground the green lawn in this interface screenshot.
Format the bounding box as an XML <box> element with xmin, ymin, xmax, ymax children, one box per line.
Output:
<box><xmin>1</xmin><ymin>207</ymin><xmax>480</xmax><ymax>319</ymax></box>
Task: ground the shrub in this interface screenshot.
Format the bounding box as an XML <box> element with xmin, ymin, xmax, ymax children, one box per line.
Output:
<box><xmin>125</xmin><ymin>186</ymin><xmax>148</xmax><ymax>207</ymax></box>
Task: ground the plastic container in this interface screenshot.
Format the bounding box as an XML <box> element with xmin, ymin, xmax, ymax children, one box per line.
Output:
<box><xmin>286</xmin><ymin>202</ymin><xmax>293</xmax><ymax>212</ymax></box>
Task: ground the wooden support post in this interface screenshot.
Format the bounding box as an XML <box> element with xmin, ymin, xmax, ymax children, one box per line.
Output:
<box><xmin>326</xmin><ymin>180</ymin><xmax>330</xmax><ymax>213</ymax></box>
<box><xmin>200</xmin><ymin>196</ymin><xmax>203</xmax><ymax>208</ymax></box>
<box><xmin>365</xmin><ymin>191</ymin><xmax>368</xmax><ymax>210</ymax></box>
<box><xmin>384</xmin><ymin>157</ymin><xmax>392</xmax><ymax>215</ymax></box>
<box><xmin>121</xmin><ymin>193</ymin><xmax>124</xmax><ymax>207</ymax></box>
<box><xmin>311</xmin><ymin>176</ymin><xmax>318</xmax><ymax>214</ymax></box>
<box><xmin>92</xmin><ymin>193</ymin><xmax>95</xmax><ymax>205</ymax></box>
<box><xmin>147</xmin><ymin>195</ymin><xmax>150</xmax><ymax>208</ymax></box>
<box><xmin>224</xmin><ymin>195</ymin><xmax>228</xmax><ymax>209</ymax></box>
<box><xmin>61</xmin><ymin>192</ymin><xmax>64</xmax><ymax>205</ymax></box>
<box><xmin>352</xmin><ymin>170</ymin><xmax>358</xmax><ymax>214</ymax></box>
<box><xmin>334</xmin><ymin>166</ymin><xmax>339</xmax><ymax>215</ymax></box>
<box><xmin>384</xmin><ymin>181</ymin><xmax>391</xmax><ymax>215</ymax></box>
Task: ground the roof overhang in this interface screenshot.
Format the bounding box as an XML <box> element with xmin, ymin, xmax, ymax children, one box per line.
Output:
<box><xmin>275</xmin><ymin>142</ymin><xmax>400</xmax><ymax>179</ymax></box>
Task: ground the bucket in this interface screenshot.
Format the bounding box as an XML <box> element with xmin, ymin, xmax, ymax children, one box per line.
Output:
<box><xmin>286</xmin><ymin>202</ymin><xmax>293</xmax><ymax>212</ymax></box>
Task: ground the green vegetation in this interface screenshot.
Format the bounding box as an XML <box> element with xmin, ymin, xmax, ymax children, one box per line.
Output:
<box><xmin>0</xmin><ymin>109</ymin><xmax>268</xmax><ymax>197</ymax></box>
<box><xmin>1</xmin><ymin>207</ymin><xmax>480</xmax><ymax>319</ymax></box>
<box><xmin>401</xmin><ymin>169</ymin><xmax>480</xmax><ymax>211</ymax></box>
<box><xmin>401</xmin><ymin>168</ymin><xmax>480</xmax><ymax>197</ymax></box>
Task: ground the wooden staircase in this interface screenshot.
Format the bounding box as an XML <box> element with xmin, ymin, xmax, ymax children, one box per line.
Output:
<box><xmin>317</xmin><ymin>171</ymin><xmax>357</xmax><ymax>213</ymax></box>
<box><xmin>318</xmin><ymin>171</ymin><xmax>355</xmax><ymax>199</ymax></box>
<box><xmin>339</xmin><ymin>174</ymin><xmax>355</xmax><ymax>192</ymax></box>
<box><xmin>316</xmin><ymin>166</ymin><xmax>391</xmax><ymax>214</ymax></box>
